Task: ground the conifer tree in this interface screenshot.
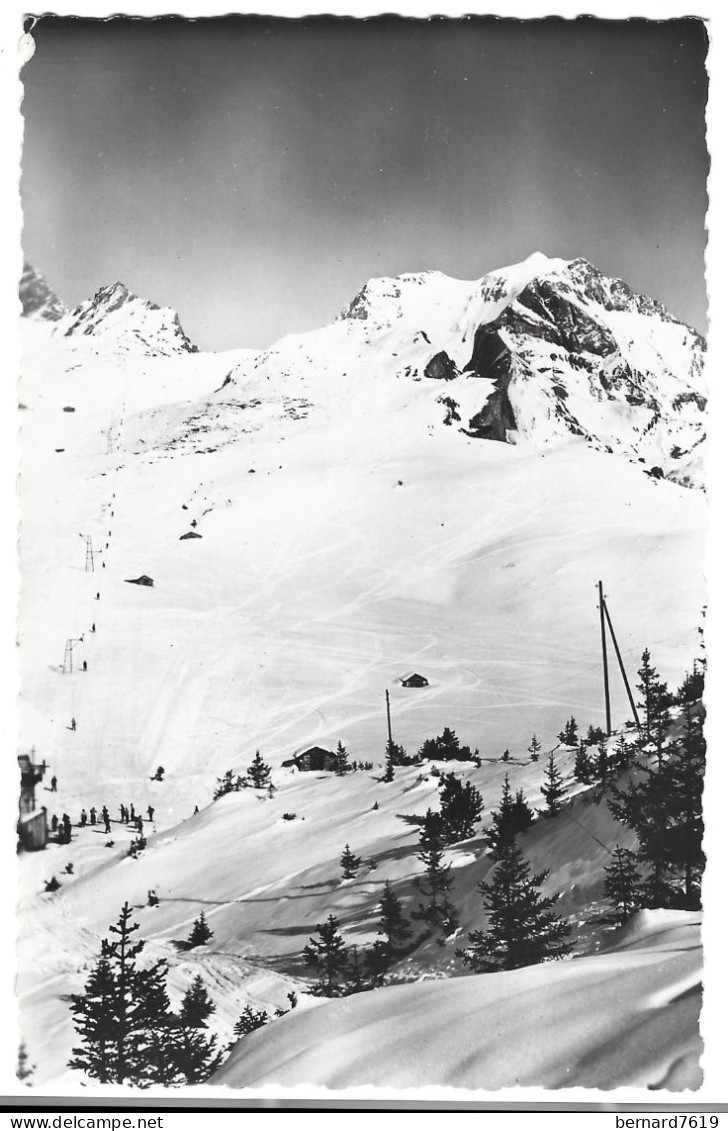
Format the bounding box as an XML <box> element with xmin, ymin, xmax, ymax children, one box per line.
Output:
<box><xmin>412</xmin><ymin>809</ymin><xmax>457</xmax><ymax>933</ymax></box>
<box><xmin>213</xmin><ymin>769</ymin><xmax>244</xmax><ymax>800</ymax></box>
<box><xmin>233</xmin><ymin>1005</ymin><xmax>269</xmax><ymax>1038</ymax></box>
<box><xmin>609</xmin><ymin>699</ymin><xmax>705</xmax><ymax>909</ymax></box>
<box><xmin>528</xmin><ymin>734</ymin><xmax>541</xmax><ymax>761</ymax></box>
<box><xmin>383</xmin><ymin>740</ymin><xmax>396</xmax><ymax>782</ymax></box>
<box><xmin>438</xmin><ymin>772</ymin><xmax>484</xmax><ymax>843</ymax></box>
<box><xmin>334</xmin><ymin>741</ymin><xmax>350</xmax><ymax>776</ymax></box>
<box><xmin>68</xmin><ymin>903</ymin><xmax>176</xmax><ymax>1086</ymax></box>
<box><xmin>484</xmin><ymin>776</ymin><xmax>532</xmax><ymax>861</ymax></box>
<box><xmin>340</xmin><ymin>843</ymin><xmax>362</xmax><ymax>879</ymax></box>
<box><xmin>613</xmin><ymin>732</ymin><xmax>633</xmax><ymax>774</ymax></box>
<box><xmin>457</xmin><ymin>841</ymin><xmax>572</xmax><ymax>972</ymax></box>
<box><xmin>303</xmin><ymin>915</ymin><xmax>349</xmax><ymax>996</ymax></box>
<box><xmin>438</xmin><ymin>727</ymin><xmax>461</xmax><ymax>760</ymax></box>
<box><xmin>603</xmin><ymin>846</ymin><xmax>641</xmax><ymax>924</ymax></box>
<box><xmin>246</xmin><ymin>750</ymin><xmax>272</xmax><ymax>789</ymax></box>
<box><xmin>178</xmin><ymin>975</ymin><xmax>215</xmax><ymax>1028</ymax></box>
<box><xmin>68</xmin><ymin>957</ymin><xmax>118</xmax><ymax>1083</ymax></box>
<box><xmin>573</xmin><ymin>741</ymin><xmax>593</xmax><ymax>784</ymax></box>
<box><xmin>595</xmin><ymin>739</ymin><xmax>611</xmax><ymax>789</ymax></box>
<box><xmin>540</xmin><ymin>752</ymin><xmax>566</xmax><ymax>817</ymax></box>
<box><xmin>636</xmin><ymin>649</ymin><xmax>670</xmax><ymax>748</ymax></box>
<box><xmin>558</xmin><ymin>716</ymin><xmax>579</xmax><ymax>746</ymax></box>
<box><xmin>376</xmin><ymin>880</ymin><xmax>412</xmax><ymax>955</ymax></box>
<box><xmin>186</xmin><ymin>911</ymin><xmax>213</xmax><ymax>949</ymax></box>
<box><xmin>168</xmin><ymin>979</ymin><xmax>222</xmax><ymax>1084</ymax></box>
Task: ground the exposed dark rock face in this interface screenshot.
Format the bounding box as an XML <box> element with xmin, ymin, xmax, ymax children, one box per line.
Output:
<box><xmin>20</xmin><ymin>264</ymin><xmax>67</xmax><ymax>321</ymax></box>
<box><xmin>424</xmin><ymin>351</ymin><xmax>459</xmax><ymax>381</ymax></box>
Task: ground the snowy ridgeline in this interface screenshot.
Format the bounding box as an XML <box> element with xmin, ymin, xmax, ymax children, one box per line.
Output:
<box><xmin>16</xmin><ymin>253</ymin><xmax>706</xmax><ymax>1091</ymax></box>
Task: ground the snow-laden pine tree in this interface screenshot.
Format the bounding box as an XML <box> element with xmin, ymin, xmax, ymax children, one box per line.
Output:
<box><xmin>485</xmin><ymin>778</ymin><xmax>535</xmax><ymax>863</ymax></box>
<box><xmin>540</xmin><ymin>751</ymin><xmax>566</xmax><ymax>817</ymax></box>
<box><xmin>233</xmin><ymin>1005</ymin><xmax>270</xmax><ymax>1038</ymax></box>
<box><xmin>377</xmin><ymin>879</ymin><xmax>412</xmax><ymax>954</ymax></box>
<box><xmin>186</xmin><ymin>911</ymin><xmax>213</xmax><ymax>949</ymax></box>
<box><xmin>458</xmin><ymin>842</ymin><xmax>572</xmax><ymax>972</ymax></box>
<box><xmin>303</xmin><ymin>915</ymin><xmax>349</xmax><ymax>996</ymax></box>
<box><xmin>168</xmin><ymin>977</ymin><xmax>222</xmax><ymax>1084</ymax></box>
<box><xmin>340</xmin><ymin>843</ymin><xmax>362</xmax><ymax>879</ymax></box>
<box><xmin>603</xmin><ymin>846</ymin><xmax>641</xmax><ymax>924</ymax></box>
<box><xmin>438</xmin><ymin>772</ymin><xmax>483</xmax><ymax>843</ymax></box>
<box><xmin>412</xmin><ymin>809</ymin><xmax>457</xmax><ymax>933</ymax></box>
<box><xmin>334</xmin><ymin>741</ymin><xmax>350</xmax><ymax>776</ymax></box>
<box><xmin>68</xmin><ymin>903</ymin><xmax>178</xmax><ymax>1086</ymax></box>
<box><xmin>246</xmin><ymin>749</ymin><xmax>272</xmax><ymax>789</ymax></box>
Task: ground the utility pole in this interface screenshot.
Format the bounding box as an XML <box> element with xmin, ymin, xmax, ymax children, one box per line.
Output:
<box><xmin>601</xmin><ymin>595</ymin><xmax>641</xmax><ymax>734</ymax></box>
<box><xmin>598</xmin><ymin>580</ymin><xmax>612</xmax><ymax>734</ymax></box>
<box><xmin>385</xmin><ymin>689</ymin><xmax>393</xmax><ymax>746</ymax></box>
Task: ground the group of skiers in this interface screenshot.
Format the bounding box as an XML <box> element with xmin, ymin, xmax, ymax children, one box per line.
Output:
<box><xmin>48</xmin><ymin>803</ymin><xmax>156</xmax><ymax>842</ymax></box>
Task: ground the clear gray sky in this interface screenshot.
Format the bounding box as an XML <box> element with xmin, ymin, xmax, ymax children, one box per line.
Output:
<box><xmin>21</xmin><ymin>16</ymin><xmax>708</xmax><ymax>351</ymax></box>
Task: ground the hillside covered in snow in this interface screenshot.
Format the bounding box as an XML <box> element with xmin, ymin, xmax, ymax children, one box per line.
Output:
<box><xmin>16</xmin><ymin>255</ymin><xmax>707</xmax><ymax>1094</ymax></box>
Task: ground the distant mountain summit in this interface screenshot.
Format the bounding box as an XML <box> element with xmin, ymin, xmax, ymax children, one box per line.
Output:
<box><xmin>56</xmin><ymin>281</ymin><xmax>197</xmax><ymax>356</ymax></box>
<box><xmin>20</xmin><ymin>264</ymin><xmax>67</xmax><ymax>321</ymax></box>
<box><xmin>235</xmin><ymin>252</ymin><xmax>704</xmax><ymax>487</ymax></box>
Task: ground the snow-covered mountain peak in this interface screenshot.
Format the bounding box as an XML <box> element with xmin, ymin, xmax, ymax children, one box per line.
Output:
<box><xmin>20</xmin><ymin>263</ymin><xmax>68</xmax><ymax>321</ymax></box>
<box><xmin>55</xmin><ymin>280</ymin><xmax>198</xmax><ymax>357</ymax></box>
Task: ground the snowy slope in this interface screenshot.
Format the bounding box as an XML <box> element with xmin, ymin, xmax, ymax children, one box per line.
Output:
<box><xmin>16</xmin><ymin>253</ymin><xmax>707</xmax><ymax>1090</ymax></box>
<box><xmin>215</xmin><ymin>910</ymin><xmax>702</xmax><ymax>1092</ymax></box>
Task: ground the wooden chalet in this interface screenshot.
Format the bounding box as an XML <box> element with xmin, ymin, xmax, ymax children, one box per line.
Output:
<box><xmin>282</xmin><ymin>746</ymin><xmax>337</xmax><ymax>772</ymax></box>
<box><xmin>400</xmin><ymin>672</ymin><xmax>429</xmax><ymax>688</ymax></box>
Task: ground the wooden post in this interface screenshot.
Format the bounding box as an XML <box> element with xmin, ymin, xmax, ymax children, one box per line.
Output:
<box><xmin>385</xmin><ymin>689</ymin><xmax>393</xmax><ymax>746</ymax></box>
<box><xmin>602</xmin><ymin>595</ymin><xmax>641</xmax><ymax>733</ymax></box>
<box><xmin>598</xmin><ymin>581</ymin><xmax>612</xmax><ymax>734</ymax></box>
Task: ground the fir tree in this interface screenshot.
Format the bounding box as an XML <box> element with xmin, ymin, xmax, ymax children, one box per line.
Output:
<box><xmin>613</xmin><ymin>732</ymin><xmax>633</xmax><ymax>774</ymax></box>
<box><xmin>603</xmin><ymin>846</ymin><xmax>641</xmax><ymax>924</ymax></box>
<box><xmin>412</xmin><ymin>809</ymin><xmax>457</xmax><ymax>933</ymax></box>
<box><xmin>68</xmin><ymin>957</ymin><xmax>117</xmax><ymax>1083</ymax></box>
<box><xmin>246</xmin><ymin>750</ymin><xmax>272</xmax><ymax>789</ymax></box>
<box><xmin>376</xmin><ymin>880</ymin><xmax>412</xmax><ymax>956</ymax></box>
<box><xmin>340</xmin><ymin>843</ymin><xmax>362</xmax><ymax>880</ymax></box>
<box><xmin>528</xmin><ymin>734</ymin><xmax>541</xmax><ymax>761</ymax></box>
<box><xmin>303</xmin><ymin>915</ymin><xmax>349</xmax><ymax>996</ymax></box>
<box><xmin>68</xmin><ymin>902</ymin><xmax>176</xmax><ymax>1086</ymax></box>
<box><xmin>383</xmin><ymin>740</ymin><xmax>395</xmax><ymax>782</ymax></box>
<box><xmin>458</xmin><ymin>841</ymin><xmax>572</xmax><ymax>972</ymax></box>
<box><xmin>573</xmin><ymin>741</ymin><xmax>593</xmax><ymax>784</ymax></box>
<box><xmin>213</xmin><ymin>769</ymin><xmax>244</xmax><ymax>800</ymax></box>
<box><xmin>169</xmin><ymin>982</ymin><xmax>223</xmax><ymax>1084</ymax></box>
<box><xmin>595</xmin><ymin>739</ymin><xmax>612</xmax><ymax>789</ymax></box>
<box><xmin>609</xmin><ymin>700</ymin><xmax>705</xmax><ymax>909</ymax></box>
<box><xmin>438</xmin><ymin>772</ymin><xmax>484</xmax><ymax>843</ymax></box>
<box><xmin>438</xmin><ymin>727</ymin><xmax>461</xmax><ymax>760</ymax></box>
<box><xmin>178</xmin><ymin>975</ymin><xmax>215</xmax><ymax>1028</ymax></box>
<box><xmin>233</xmin><ymin>1005</ymin><xmax>270</xmax><ymax>1037</ymax></box>
<box><xmin>484</xmin><ymin>776</ymin><xmax>532</xmax><ymax>861</ymax></box>
<box><xmin>167</xmin><ymin>1021</ymin><xmax>223</xmax><ymax>1085</ymax></box>
<box><xmin>585</xmin><ymin>724</ymin><xmax>607</xmax><ymax>747</ymax></box>
<box><xmin>334</xmin><ymin>741</ymin><xmax>350</xmax><ymax>776</ymax></box>
<box><xmin>186</xmin><ymin>911</ymin><xmax>213</xmax><ymax>949</ymax></box>
<box><xmin>636</xmin><ymin>648</ymin><xmax>670</xmax><ymax>748</ymax></box>
<box><xmin>501</xmin><ymin>748</ymin><xmax>510</xmax><ymax>762</ymax></box>
<box><xmin>540</xmin><ymin>752</ymin><xmax>566</xmax><ymax>817</ymax></box>
<box><xmin>558</xmin><ymin>716</ymin><xmax>579</xmax><ymax>746</ymax></box>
